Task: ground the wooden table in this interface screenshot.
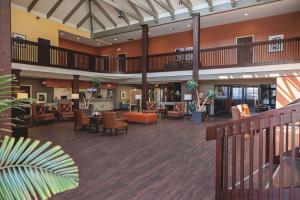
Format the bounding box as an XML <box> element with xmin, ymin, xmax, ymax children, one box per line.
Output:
<box><xmin>158</xmin><ymin>108</ymin><xmax>167</xmax><ymax>119</ymax></box>
<box><xmin>89</xmin><ymin>115</ymin><xmax>103</xmax><ymax>133</ymax></box>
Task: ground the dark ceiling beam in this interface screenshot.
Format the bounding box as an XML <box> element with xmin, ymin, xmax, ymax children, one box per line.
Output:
<box><xmin>88</xmin><ymin>0</ymin><xmax>93</xmax><ymax>34</ymax></box>
<box><xmin>153</xmin><ymin>0</ymin><xmax>174</xmax><ymax>19</ymax></box>
<box><xmin>77</xmin><ymin>13</ymin><xmax>90</xmax><ymax>28</ymax></box>
<box><xmin>99</xmin><ymin>0</ymin><xmax>140</xmax><ymax>21</ymax></box>
<box><xmin>92</xmin><ymin>0</ymin><xmax>117</xmax><ymax>27</ymax></box>
<box><xmin>63</xmin><ymin>0</ymin><xmax>86</xmax><ymax>24</ymax></box>
<box><xmin>207</xmin><ymin>0</ymin><xmax>213</xmax><ymax>12</ymax></box>
<box><xmin>27</xmin><ymin>0</ymin><xmax>39</xmax><ymax>12</ymax></box>
<box><xmin>166</xmin><ymin>0</ymin><xmax>175</xmax><ymax>19</ymax></box>
<box><xmin>47</xmin><ymin>0</ymin><xmax>63</xmax><ymax>18</ymax></box>
<box><xmin>91</xmin><ymin>14</ymin><xmax>106</xmax><ymax>30</ymax></box>
<box><xmin>116</xmin><ymin>9</ymin><xmax>130</xmax><ymax>25</ymax></box>
<box><xmin>180</xmin><ymin>0</ymin><xmax>193</xmax><ymax>14</ymax></box>
<box><xmin>128</xmin><ymin>0</ymin><xmax>158</xmax><ymax>22</ymax></box>
<box><xmin>146</xmin><ymin>0</ymin><xmax>159</xmax><ymax>23</ymax></box>
<box><xmin>127</xmin><ymin>0</ymin><xmax>144</xmax><ymax>22</ymax></box>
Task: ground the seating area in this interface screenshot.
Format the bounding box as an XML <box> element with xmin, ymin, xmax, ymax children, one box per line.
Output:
<box><xmin>2</xmin><ymin>0</ymin><xmax>300</xmax><ymax>199</ymax></box>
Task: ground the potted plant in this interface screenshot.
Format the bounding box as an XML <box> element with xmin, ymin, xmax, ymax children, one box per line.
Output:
<box><xmin>185</xmin><ymin>80</ymin><xmax>216</xmax><ymax>124</ymax></box>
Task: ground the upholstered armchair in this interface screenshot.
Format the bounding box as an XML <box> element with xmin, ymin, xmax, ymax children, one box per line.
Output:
<box><xmin>143</xmin><ymin>102</ymin><xmax>157</xmax><ymax>113</ymax></box>
<box><xmin>74</xmin><ymin>109</ymin><xmax>90</xmax><ymax>131</ymax></box>
<box><xmin>231</xmin><ymin>104</ymin><xmax>251</xmax><ymax>119</ymax></box>
<box><xmin>58</xmin><ymin>102</ymin><xmax>74</xmax><ymax>121</ymax></box>
<box><xmin>31</xmin><ymin>102</ymin><xmax>56</xmax><ymax>124</ymax></box>
<box><xmin>102</xmin><ymin>112</ymin><xmax>128</xmax><ymax>135</ymax></box>
<box><xmin>167</xmin><ymin>103</ymin><xmax>185</xmax><ymax>119</ymax></box>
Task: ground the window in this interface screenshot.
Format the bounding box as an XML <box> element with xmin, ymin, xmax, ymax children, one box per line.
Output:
<box><xmin>102</xmin><ymin>56</ymin><xmax>110</xmax><ymax>72</ymax></box>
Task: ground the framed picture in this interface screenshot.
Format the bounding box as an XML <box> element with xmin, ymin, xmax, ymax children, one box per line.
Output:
<box><xmin>37</xmin><ymin>92</ymin><xmax>47</xmax><ymax>103</ymax></box>
<box><xmin>268</xmin><ymin>34</ymin><xmax>284</xmax><ymax>53</ymax></box>
<box><xmin>120</xmin><ymin>91</ymin><xmax>126</xmax><ymax>99</ymax></box>
<box><xmin>12</xmin><ymin>33</ymin><xmax>26</xmax><ymax>48</ymax></box>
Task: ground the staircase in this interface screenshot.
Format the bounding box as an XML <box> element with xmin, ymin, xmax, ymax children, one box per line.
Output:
<box><xmin>206</xmin><ymin>103</ymin><xmax>300</xmax><ymax>200</ymax></box>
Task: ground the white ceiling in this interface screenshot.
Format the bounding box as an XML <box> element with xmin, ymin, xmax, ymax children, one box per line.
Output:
<box><xmin>12</xmin><ymin>0</ymin><xmax>300</xmax><ymax>47</ymax></box>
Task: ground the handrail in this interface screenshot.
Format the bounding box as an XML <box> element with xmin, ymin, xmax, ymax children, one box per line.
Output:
<box><xmin>206</xmin><ymin>102</ymin><xmax>300</xmax><ymax>141</ymax></box>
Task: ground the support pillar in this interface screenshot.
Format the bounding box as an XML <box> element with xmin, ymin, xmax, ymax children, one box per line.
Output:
<box><xmin>192</xmin><ymin>13</ymin><xmax>200</xmax><ymax>82</ymax></box>
<box><xmin>72</xmin><ymin>75</ymin><xmax>80</xmax><ymax>109</ymax></box>
<box><xmin>0</xmin><ymin>0</ymin><xmax>11</xmax><ymax>75</ymax></box>
<box><xmin>141</xmin><ymin>24</ymin><xmax>149</xmax><ymax>110</ymax></box>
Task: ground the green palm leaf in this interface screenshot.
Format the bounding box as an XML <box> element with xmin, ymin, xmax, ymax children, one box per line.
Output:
<box><xmin>0</xmin><ymin>136</ymin><xmax>79</xmax><ymax>200</ymax></box>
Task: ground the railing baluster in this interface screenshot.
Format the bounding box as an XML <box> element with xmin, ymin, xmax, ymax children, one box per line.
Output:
<box><xmin>232</xmin><ymin>123</ymin><xmax>237</xmax><ymax>199</ymax></box>
<box><xmin>279</xmin><ymin>113</ymin><xmax>284</xmax><ymax>200</ymax></box>
<box><xmin>268</xmin><ymin>116</ymin><xmax>274</xmax><ymax>200</ymax></box>
<box><xmin>258</xmin><ymin>118</ymin><xmax>263</xmax><ymax>200</ymax></box>
<box><xmin>249</xmin><ymin>120</ymin><xmax>254</xmax><ymax>200</ymax></box>
<box><xmin>240</xmin><ymin>120</ymin><xmax>244</xmax><ymax>200</ymax></box>
<box><xmin>224</xmin><ymin>126</ymin><xmax>229</xmax><ymax>200</ymax></box>
<box><xmin>216</xmin><ymin>128</ymin><xmax>224</xmax><ymax>200</ymax></box>
<box><xmin>291</xmin><ymin>110</ymin><xmax>296</xmax><ymax>200</ymax></box>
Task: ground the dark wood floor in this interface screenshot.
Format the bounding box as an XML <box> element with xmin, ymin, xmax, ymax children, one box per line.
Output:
<box><xmin>28</xmin><ymin>118</ymin><xmax>226</xmax><ymax>200</ymax></box>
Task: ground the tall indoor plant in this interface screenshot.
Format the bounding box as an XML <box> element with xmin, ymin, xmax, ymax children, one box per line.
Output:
<box><xmin>185</xmin><ymin>80</ymin><xmax>216</xmax><ymax>123</ymax></box>
<box><xmin>0</xmin><ymin>75</ymin><xmax>79</xmax><ymax>199</ymax></box>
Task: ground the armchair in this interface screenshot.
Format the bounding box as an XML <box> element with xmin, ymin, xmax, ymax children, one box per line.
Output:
<box><xmin>167</xmin><ymin>103</ymin><xmax>185</xmax><ymax>119</ymax></box>
<box><xmin>74</xmin><ymin>109</ymin><xmax>90</xmax><ymax>131</ymax></box>
<box><xmin>102</xmin><ymin>112</ymin><xmax>128</xmax><ymax>135</ymax></box>
<box><xmin>143</xmin><ymin>102</ymin><xmax>157</xmax><ymax>113</ymax></box>
<box><xmin>58</xmin><ymin>102</ymin><xmax>74</xmax><ymax>121</ymax></box>
<box><xmin>31</xmin><ymin>102</ymin><xmax>56</xmax><ymax>124</ymax></box>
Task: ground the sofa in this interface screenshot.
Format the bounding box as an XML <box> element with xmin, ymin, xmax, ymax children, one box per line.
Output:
<box><xmin>31</xmin><ymin>102</ymin><xmax>56</xmax><ymax>124</ymax></box>
<box><xmin>124</xmin><ymin>112</ymin><xmax>158</xmax><ymax>124</ymax></box>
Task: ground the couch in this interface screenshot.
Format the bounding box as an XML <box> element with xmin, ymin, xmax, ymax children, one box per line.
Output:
<box><xmin>124</xmin><ymin>112</ymin><xmax>158</xmax><ymax>124</ymax></box>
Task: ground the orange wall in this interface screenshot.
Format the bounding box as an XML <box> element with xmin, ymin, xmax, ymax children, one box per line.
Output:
<box><xmin>99</xmin><ymin>12</ymin><xmax>300</xmax><ymax>57</ymax></box>
<box><xmin>276</xmin><ymin>76</ymin><xmax>300</xmax><ymax>108</ymax></box>
<box><xmin>59</xmin><ymin>38</ymin><xmax>99</xmax><ymax>55</ymax></box>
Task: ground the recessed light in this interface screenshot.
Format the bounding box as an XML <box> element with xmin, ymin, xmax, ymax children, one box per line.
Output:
<box><xmin>97</xmin><ymin>43</ymin><xmax>100</xmax><ymax>46</ymax></box>
<box><xmin>114</xmin><ymin>38</ymin><xmax>118</xmax><ymax>41</ymax></box>
<box><xmin>169</xmin><ymin>27</ymin><xmax>176</xmax><ymax>31</ymax></box>
<box><xmin>60</xmin><ymin>32</ymin><xmax>64</xmax><ymax>35</ymax></box>
<box><xmin>187</xmin><ymin>24</ymin><xmax>191</xmax><ymax>27</ymax></box>
<box><xmin>148</xmin><ymin>32</ymin><xmax>151</xmax><ymax>35</ymax></box>
<box><xmin>244</xmin><ymin>13</ymin><xmax>248</xmax><ymax>16</ymax></box>
<box><xmin>76</xmin><ymin>37</ymin><xmax>80</xmax><ymax>40</ymax></box>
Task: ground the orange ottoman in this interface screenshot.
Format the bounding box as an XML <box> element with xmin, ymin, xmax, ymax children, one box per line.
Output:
<box><xmin>124</xmin><ymin>112</ymin><xmax>158</xmax><ymax>124</ymax></box>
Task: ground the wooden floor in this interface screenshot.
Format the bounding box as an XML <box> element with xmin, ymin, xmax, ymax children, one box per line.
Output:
<box><xmin>29</xmin><ymin>117</ymin><xmax>226</xmax><ymax>200</ymax></box>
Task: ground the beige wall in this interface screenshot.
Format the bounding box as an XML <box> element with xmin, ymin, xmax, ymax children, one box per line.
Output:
<box><xmin>114</xmin><ymin>85</ymin><xmax>138</xmax><ymax>109</ymax></box>
<box><xmin>276</xmin><ymin>76</ymin><xmax>300</xmax><ymax>108</ymax></box>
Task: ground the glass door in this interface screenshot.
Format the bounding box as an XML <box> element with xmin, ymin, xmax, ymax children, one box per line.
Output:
<box><xmin>244</xmin><ymin>86</ymin><xmax>259</xmax><ymax>113</ymax></box>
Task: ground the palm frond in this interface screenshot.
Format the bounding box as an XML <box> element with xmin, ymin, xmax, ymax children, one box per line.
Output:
<box><xmin>0</xmin><ymin>136</ymin><xmax>79</xmax><ymax>200</ymax></box>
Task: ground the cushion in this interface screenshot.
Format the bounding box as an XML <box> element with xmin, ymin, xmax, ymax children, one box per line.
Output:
<box><xmin>174</xmin><ymin>103</ymin><xmax>183</xmax><ymax>112</ymax></box>
<box><xmin>147</xmin><ymin>102</ymin><xmax>156</xmax><ymax>110</ymax></box>
<box><xmin>36</xmin><ymin>104</ymin><xmax>45</xmax><ymax>114</ymax></box>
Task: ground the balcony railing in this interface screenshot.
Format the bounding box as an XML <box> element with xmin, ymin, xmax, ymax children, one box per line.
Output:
<box><xmin>11</xmin><ymin>37</ymin><xmax>300</xmax><ymax>73</ymax></box>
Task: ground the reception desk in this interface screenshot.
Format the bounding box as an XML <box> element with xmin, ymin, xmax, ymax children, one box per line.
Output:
<box><xmin>79</xmin><ymin>99</ymin><xmax>114</xmax><ymax>111</ymax></box>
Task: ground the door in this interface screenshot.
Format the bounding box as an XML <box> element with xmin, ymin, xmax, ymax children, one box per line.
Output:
<box><xmin>237</xmin><ymin>36</ymin><xmax>253</xmax><ymax>65</ymax></box>
<box><xmin>118</xmin><ymin>53</ymin><xmax>127</xmax><ymax>72</ymax></box>
<box><xmin>102</xmin><ymin>56</ymin><xmax>110</xmax><ymax>72</ymax></box>
<box><xmin>244</xmin><ymin>86</ymin><xmax>259</xmax><ymax>113</ymax></box>
<box><xmin>38</xmin><ymin>38</ymin><xmax>50</xmax><ymax>65</ymax></box>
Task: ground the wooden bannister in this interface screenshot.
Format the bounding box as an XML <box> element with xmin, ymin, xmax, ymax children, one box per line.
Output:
<box><xmin>11</xmin><ymin>37</ymin><xmax>300</xmax><ymax>73</ymax></box>
<box><xmin>207</xmin><ymin>103</ymin><xmax>300</xmax><ymax>200</ymax></box>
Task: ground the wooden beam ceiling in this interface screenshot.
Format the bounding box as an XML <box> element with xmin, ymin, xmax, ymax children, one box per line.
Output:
<box><xmin>153</xmin><ymin>0</ymin><xmax>175</xmax><ymax>19</ymax></box>
<box><xmin>127</xmin><ymin>0</ymin><xmax>144</xmax><ymax>22</ymax></box>
<box><xmin>63</xmin><ymin>0</ymin><xmax>86</xmax><ymax>24</ymax></box>
<box><xmin>180</xmin><ymin>0</ymin><xmax>193</xmax><ymax>14</ymax></box>
<box><xmin>47</xmin><ymin>0</ymin><xmax>63</xmax><ymax>18</ymax></box>
<box><xmin>92</xmin><ymin>0</ymin><xmax>117</xmax><ymax>27</ymax></box>
<box><xmin>128</xmin><ymin>0</ymin><xmax>158</xmax><ymax>22</ymax></box>
<box><xmin>77</xmin><ymin>13</ymin><xmax>90</xmax><ymax>28</ymax></box>
<box><xmin>91</xmin><ymin>14</ymin><xmax>106</xmax><ymax>30</ymax></box>
<box><xmin>207</xmin><ymin>0</ymin><xmax>213</xmax><ymax>12</ymax></box>
<box><xmin>146</xmin><ymin>0</ymin><xmax>159</xmax><ymax>23</ymax></box>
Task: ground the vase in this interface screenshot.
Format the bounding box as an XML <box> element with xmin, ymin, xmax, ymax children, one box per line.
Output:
<box><xmin>192</xmin><ymin>111</ymin><xmax>205</xmax><ymax>124</ymax></box>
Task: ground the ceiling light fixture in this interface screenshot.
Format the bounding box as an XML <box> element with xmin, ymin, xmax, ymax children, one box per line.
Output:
<box><xmin>60</xmin><ymin>32</ymin><xmax>64</xmax><ymax>35</ymax></box>
<box><xmin>244</xmin><ymin>13</ymin><xmax>249</xmax><ymax>16</ymax></box>
<box><xmin>187</xmin><ymin>24</ymin><xmax>191</xmax><ymax>27</ymax></box>
<box><xmin>76</xmin><ymin>37</ymin><xmax>80</xmax><ymax>40</ymax></box>
<box><xmin>178</xmin><ymin>0</ymin><xmax>183</xmax><ymax>6</ymax></box>
<box><xmin>114</xmin><ymin>38</ymin><xmax>118</xmax><ymax>41</ymax></box>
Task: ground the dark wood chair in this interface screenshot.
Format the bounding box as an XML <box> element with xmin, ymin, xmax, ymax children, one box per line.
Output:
<box><xmin>102</xmin><ymin>112</ymin><xmax>128</xmax><ymax>135</ymax></box>
<box><xmin>74</xmin><ymin>109</ymin><xmax>90</xmax><ymax>131</ymax></box>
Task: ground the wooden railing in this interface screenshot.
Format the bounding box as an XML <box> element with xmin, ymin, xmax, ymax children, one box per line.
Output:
<box><xmin>206</xmin><ymin>103</ymin><xmax>300</xmax><ymax>200</ymax></box>
<box><xmin>11</xmin><ymin>37</ymin><xmax>300</xmax><ymax>73</ymax></box>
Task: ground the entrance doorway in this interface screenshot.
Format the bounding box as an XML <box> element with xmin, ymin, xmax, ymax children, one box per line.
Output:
<box><xmin>236</xmin><ymin>36</ymin><xmax>253</xmax><ymax>65</ymax></box>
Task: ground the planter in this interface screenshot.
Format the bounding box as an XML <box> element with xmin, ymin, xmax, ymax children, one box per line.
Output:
<box><xmin>192</xmin><ymin>111</ymin><xmax>205</xmax><ymax>124</ymax></box>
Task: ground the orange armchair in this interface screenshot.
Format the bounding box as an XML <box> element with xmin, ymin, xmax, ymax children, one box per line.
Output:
<box><xmin>102</xmin><ymin>112</ymin><xmax>128</xmax><ymax>135</ymax></box>
<box><xmin>31</xmin><ymin>102</ymin><xmax>56</xmax><ymax>124</ymax></box>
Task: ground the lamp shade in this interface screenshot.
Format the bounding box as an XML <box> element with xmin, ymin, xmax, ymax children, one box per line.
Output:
<box><xmin>183</xmin><ymin>94</ymin><xmax>192</xmax><ymax>101</ymax></box>
<box><xmin>135</xmin><ymin>94</ymin><xmax>142</xmax><ymax>100</ymax></box>
<box><xmin>71</xmin><ymin>93</ymin><xmax>80</xmax><ymax>100</ymax></box>
<box><xmin>17</xmin><ymin>92</ymin><xmax>28</xmax><ymax>99</ymax></box>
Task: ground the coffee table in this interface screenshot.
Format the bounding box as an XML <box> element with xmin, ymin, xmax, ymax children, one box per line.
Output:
<box><xmin>90</xmin><ymin>115</ymin><xmax>103</xmax><ymax>133</ymax></box>
<box><xmin>158</xmin><ymin>108</ymin><xmax>167</xmax><ymax>119</ymax></box>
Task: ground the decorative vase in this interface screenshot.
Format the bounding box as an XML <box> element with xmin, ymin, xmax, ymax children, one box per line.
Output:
<box><xmin>192</xmin><ymin>111</ymin><xmax>205</xmax><ymax>124</ymax></box>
